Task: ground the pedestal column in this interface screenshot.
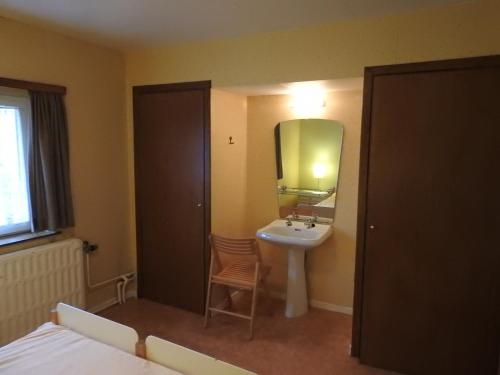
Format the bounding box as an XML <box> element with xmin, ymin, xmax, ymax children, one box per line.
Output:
<box><xmin>285</xmin><ymin>246</ymin><xmax>308</xmax><ymax>318</ymax></box>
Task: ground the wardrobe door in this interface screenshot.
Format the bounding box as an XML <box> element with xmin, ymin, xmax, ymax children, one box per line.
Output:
<box><xmin>133</xmin><ymin>81</ymin><xmax>210</xmax><ymax>314</ymax></box>
<box><xmin>355</xmin><ymin>58</ymin><xmax>500</xmax><ymax>374</ymax></box>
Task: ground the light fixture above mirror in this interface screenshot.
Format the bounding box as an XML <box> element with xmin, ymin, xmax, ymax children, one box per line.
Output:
<box><xmin>289</xmin><ymin>83</ymin><xmax>326</xmax><ymax>118</ymax></box>
<box><xmin>290</xmin><ymin>86</ymin><xmax>326</xmax><ymax>118</ymax></box>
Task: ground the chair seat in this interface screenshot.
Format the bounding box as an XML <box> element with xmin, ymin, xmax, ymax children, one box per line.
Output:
<box><xmin>212</xmin><ymin>261</ymin><xmax>271</xmax><ymax>288</ymax></box>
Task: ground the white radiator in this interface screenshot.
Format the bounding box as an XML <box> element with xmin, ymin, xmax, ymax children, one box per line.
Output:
<box><xmin>0</xmin><ymin>238</ymin><xmax>85</xmax><ymax>345</ymax></box>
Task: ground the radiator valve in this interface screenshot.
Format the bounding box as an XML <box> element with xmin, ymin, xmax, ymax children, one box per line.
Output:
<box><xmin>82</xmin><ymin>241</ymin><xmax>99</xmax><ymax>253</ymax></box>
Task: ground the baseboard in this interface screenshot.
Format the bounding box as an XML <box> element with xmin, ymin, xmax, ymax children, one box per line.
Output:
<box><xmin>87</xmin><ymin>297</ymin><xmax>119</xmax><ymax>313</ymax></box>
<box><xmin>87</xmin><ymin>290</ymin><xmax>137</xmax><ymax>314</ymax></box>
<box><xmin>270</xmin><ymin>291</ymin><xmax>353</xmax><ymax>316</ymax></box>
<box><xmin>309</xmin><ymin>299</ymin><xmax>353</xmax><ymax>315</ymax></box>
<box><xmin>126</xmin><ymin>288</ymin><xmax>138</xmax><ymax>299</ymax></box>
<box><xmin>88</xmin><ymin>289</ymin><xmax>353</xmax><ymax>316</ymax></box>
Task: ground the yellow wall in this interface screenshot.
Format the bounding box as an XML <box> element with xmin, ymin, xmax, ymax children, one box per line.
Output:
<box><xmin>211</xmin><ymin>89</ymin><xmax>248</xmax><ymax>236</ymax></box>
<box><xmin>210</xmin><ymin>90</ymin><xmax>361</xmax><ymax>309</ymax></box>
<box><xmin>124</xmin><ymin>0</ymin><xmax>500</xmax><ymax>310</ymax></box>
<box><xmin>0</xmin><ymin>17</ymin><xmax>131</xmax><ymax>309</ymax></box>
<box><xmin>126</xmin><ymin>0</ymin><xmax>500</xmax><ymax>87</ymax></box>
<box><xmin>246</xmin><ymin>92</ymin><xmax>362</xmax><ymax>309</ymax></box>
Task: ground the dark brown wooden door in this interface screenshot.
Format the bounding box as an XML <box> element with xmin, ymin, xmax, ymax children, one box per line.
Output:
<box><xmin>133</xmin><ymin>81</ymin><xmax>210</xmax><ymax>314</ymax></box>
<box><xmin>355</xmin><ymin>57</ymin><xmax>500</xmax><ymax>374</ymax></box>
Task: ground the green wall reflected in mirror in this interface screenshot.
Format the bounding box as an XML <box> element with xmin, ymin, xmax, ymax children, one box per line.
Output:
<box><xmin>275</xmin><ymin>119</ymin><xmax>343</xmax><ymax>220</ymax></box>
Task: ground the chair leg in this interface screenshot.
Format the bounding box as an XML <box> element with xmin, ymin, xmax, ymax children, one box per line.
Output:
<box><xmin>204</xmin><ymin>280</ymin><xmax>213</xmax><ymax>328</ymax></box>
<box><xmin>204</xmin><ymin>256</ymin><xmax>216</xmax><ymax>328</ymax></box>
<box><xmin>248</xmin><ymin>263</ymin><xmax>262</xmax><ymax>339</ymax></box>
<box><xmin>248</xmin><ymin>285</ymin><xmax>259</xmax><ymax>340</ymax></box>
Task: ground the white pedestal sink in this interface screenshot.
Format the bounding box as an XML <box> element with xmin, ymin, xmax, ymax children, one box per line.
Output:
<box><xmin>256</xmin><ymin>219</ymin><xmax>333</xmax><ymax>318</ymax></box>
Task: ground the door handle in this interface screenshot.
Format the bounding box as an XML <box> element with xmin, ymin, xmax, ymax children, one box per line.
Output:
<box><xmin>369</xmin><ymin>225</ymin><xmax>376</xmax><ymax>230</ymax></box>
<box><xmin>196</xmin><ymin>203</ymin><xmax>203</xmax><ymax>207</ymax></box>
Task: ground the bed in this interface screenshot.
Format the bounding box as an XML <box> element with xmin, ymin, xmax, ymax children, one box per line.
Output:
<box><xmin>288</xmin><ymin>193</ymin><xmax>336</xmax><ymax>219</ymax></box>
<box><xmin>0</xmin><ymin>303</ymin><xmax>256</xmax><ymax>375</ymax></box>
<box><xmin>314</xmin><ymin>193</ymin><xmax>336</xmax><ymax>209</ymax></box>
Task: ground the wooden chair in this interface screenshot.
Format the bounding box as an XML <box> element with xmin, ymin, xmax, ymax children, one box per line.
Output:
<box><xmin>204</xmin><ymin>234</ymin><xmax>271</xmax><ymax>339</ymax></box>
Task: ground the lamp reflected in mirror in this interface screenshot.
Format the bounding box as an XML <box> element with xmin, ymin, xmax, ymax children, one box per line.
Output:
<box><xmin>313</xmin><ymin>163</ymin><xmax>326</xmax><ymax>190</ymax></box>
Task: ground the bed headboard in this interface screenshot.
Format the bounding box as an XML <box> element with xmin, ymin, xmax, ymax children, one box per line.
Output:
<box><xmin>56</xmin><ymin>303</ymin><xmax>138</xmax><ymax>354</ymax></box>
<box><xmin>145</xmin><ymin>335</ymin><xmax>256</xmax><ymax>375</ymax></box>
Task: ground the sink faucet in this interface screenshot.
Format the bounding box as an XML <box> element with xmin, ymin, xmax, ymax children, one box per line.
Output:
<box><xmin>285</xmin><ymin>218</ymin><xmax>293</xmax><ymax>226</ymax></box>
<box><xmin>304</xmin><ymin>218</ymin><xmax>316</xmax><ymax>229</ymax></box>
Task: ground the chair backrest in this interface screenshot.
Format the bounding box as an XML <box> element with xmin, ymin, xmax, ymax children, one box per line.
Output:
<box><xmin>209</xmin><ymin>234</ymin><xmax>261</xmax><ymax>262</ymax></box>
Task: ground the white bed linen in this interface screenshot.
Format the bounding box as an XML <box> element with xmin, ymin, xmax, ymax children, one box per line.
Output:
<box><xmin>0</xmin><ymin>322</ymin><xmax>182</xmax><ymax>375</ymax></box>
<box><xmin>314</xmin><ymin>193</ymin><xmax>335</xmax><ymax>208</ymax></box>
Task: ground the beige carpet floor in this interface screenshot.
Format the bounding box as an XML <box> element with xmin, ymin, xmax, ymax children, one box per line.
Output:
<box><xmin>100</xmin><ymin>297</ymin><xmax>399</xmax><ymax>375</ymax></box>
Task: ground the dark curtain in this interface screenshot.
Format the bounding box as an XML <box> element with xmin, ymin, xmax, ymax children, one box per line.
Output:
<box><xmin>29</xmin><ymin>91</ymin><xmax>74</xmax><ymax>231</ymax></box>
<box><xmin>274</xmin><ymin>123</ymin><xmax>283</xmax><ymax>179</ymax></box>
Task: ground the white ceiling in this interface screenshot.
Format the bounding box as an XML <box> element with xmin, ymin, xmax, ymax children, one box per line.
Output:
<box><xmin>0</xmin><ymin>0</ymin><xmax>463</xmax><ymax>50</ymax></box>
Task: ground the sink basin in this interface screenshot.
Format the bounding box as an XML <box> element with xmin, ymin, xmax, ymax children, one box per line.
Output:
<box><xmin>256</xmin><ymin>218</ymin><xmax>333</xmax><ymax>318</ymax></box>
<box><xmin>256</xmin><ymin>219</ymin><xmax>332</xmax><ymax>249</ymax></box>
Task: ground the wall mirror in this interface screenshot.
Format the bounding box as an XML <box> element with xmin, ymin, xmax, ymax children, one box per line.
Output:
<box><xmin>274</xmin><ymin>119</ymin><xmax>343</xmax><ymax>221</ymax></box>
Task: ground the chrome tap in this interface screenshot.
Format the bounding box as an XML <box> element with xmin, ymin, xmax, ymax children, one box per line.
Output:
<box><xmin>285</xmin><ymin>217</ymin><xmax>293</xmax><ymax>226</ymax></box>
<box><xmin>304</xmin><ymin>218</ymin><xmax>316</xmax><ymax>229</ymax></box>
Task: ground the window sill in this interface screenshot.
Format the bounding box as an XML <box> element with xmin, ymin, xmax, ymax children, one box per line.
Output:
<box><xmin>0</xmin><ymin>230</ymin><xmax>59</xmax><ymax>247</ymax></box>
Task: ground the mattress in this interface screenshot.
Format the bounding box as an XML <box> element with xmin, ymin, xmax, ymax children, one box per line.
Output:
<box><xmin>0</xmin><ymin>322</ymin><xmax>182</xmax><ymax>375</ymax></box>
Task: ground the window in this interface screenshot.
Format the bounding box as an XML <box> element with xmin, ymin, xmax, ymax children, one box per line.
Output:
<box><xmin>0</xmin><ymin>92</ymin><xmax>32</xmax><ymax>237</ymax></box>
<box><xmin>0</xmin><ymin>81</ymin><xmax>73</xmax><ymax>244</ymax></box>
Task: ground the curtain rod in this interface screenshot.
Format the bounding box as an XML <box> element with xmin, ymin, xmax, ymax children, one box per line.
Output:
<box><xmin>0</xmin><ymin>77</ymin><xmax>66</xmax><ymax>95</ymax></box>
